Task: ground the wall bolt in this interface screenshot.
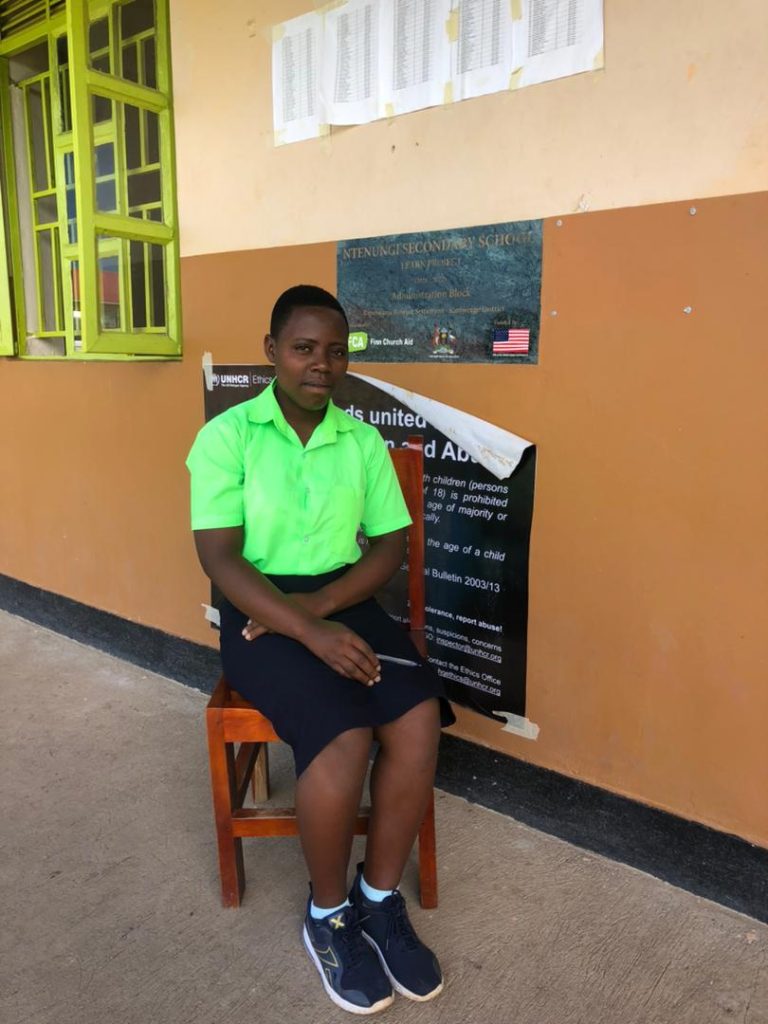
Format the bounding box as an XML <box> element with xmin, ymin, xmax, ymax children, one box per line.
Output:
<box><xmin>556</xmin><ymin>219</ymin><xmax>563</xmax><ymax>227</ymax></box>
<box><xmin>689</xmin><ymin>207</ymin><xmax>697</xmax><ymax>215</ymax></box>
<box><xmin>550</xmin><ymin>310</ymin><xmax>558</xmax><ymax>317</ymax></box>
<box><xmin>683</xmin><ymin>306</ymin><xmax>693</xmax><ymax>314</ymax></box>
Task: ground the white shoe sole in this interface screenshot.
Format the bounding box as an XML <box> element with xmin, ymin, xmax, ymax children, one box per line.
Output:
<box><xmin>302</xmin><ymin>925</ymin><xmax>395</xmax><ymax>1015</ymax></box>
<box><xmin>362</xmin><ymin>933</ymin><xmax>444</xmax><ymax>1002</ymax></box>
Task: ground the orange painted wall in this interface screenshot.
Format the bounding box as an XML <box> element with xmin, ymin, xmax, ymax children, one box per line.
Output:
<box><xmin>1</xmin><ymin>195</ymin><xmax>767</xmax><ymax>846</ymax></box>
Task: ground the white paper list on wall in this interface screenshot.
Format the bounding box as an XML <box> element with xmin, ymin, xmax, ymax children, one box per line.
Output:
<box><xmin>322</xmin><ymin>0</ymin><xmax>382</xmax><ymax>125</ymax></box>
<box><xmin>449</xmin><ymin>0</ymin><xmax>517</xmax><ymax>102</ymax></box>
<box><xmin>516</xmin><ymin>0</ymin><xmax>605</xmax><ymax>87</ymax></box>
<box><xmin>271</xmin><ymin>0</ymin><xmax>604</xmax><ymax>145</ymax></box>
<box><xmin>271</xmin><ymin>10</ymin><xmax>328</xmax><ymax>146</ymax></box>
<box><xmin>379</xmin><ymin>0</ymin><xmax>452</xmax><ymax>116</ymax></box>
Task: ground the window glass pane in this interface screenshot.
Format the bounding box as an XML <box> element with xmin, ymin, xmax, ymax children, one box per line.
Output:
<box><xmin>37</xmin><ymin>229</ymin><xmax>61</xmax><ymax>332</ymax></box>
<box><xmin>89</xmin><ymin>17</ymin><xmax>109</xmax><ymax>54</ymax></box>
<box><xmin>95</xmin><ymin>142</ymin><xmax>115</xmax><ymax>178</ymax></box>
<box><xmin>129</xmin><ymin>241</ymin><xmax>147</xmax><ymax>329</ymax></box>
<box><xmin>121</xmin><ymin>0</ymin><xmax>155</xmax><ymax>39</ymax></box>
<box><xmin>64</xmin><ymin>152</ymin><xmax>77</xmax><ymax>244</ymax></box>
<box><xmin>93</xmin><ymin>92</ymin><xmax>113</xmax><ymax>124</ymax></box>
<box><xmin>143</xmin><ymin>37</ymin><xmax>157</xmax><ymax>89</ymax></box>
<box><xmin>149</xmin><ymin>243</ymin><xmax>166</xmax><ymax>328</ymax></box>
<box><xmin>96</xmin><ymin>179</ymin><xmax>117</xmax><ymax>212</ymax></box>
<box><xmin>35</xmin><ymin>195</ymin><xmax>58</xmax><ymax>225</ymax></box>
<box><xmin>98</xmin><ymin>252</ymin><xmax>122</xmax><ymax>330</ymax></box>
<box><xmin>121</xmin><ymin>41</ymin><xmax>139</xmax><ymax>83</ymax></box>
<box><xmin>94</xmin><ymin>143</ymin><xmax>118</xmax><ymax>213</ymax></box>
<box><xmin>57</xmin><ymin>35</ymin><xmax>73</xmax><ymax>134</ymax></box>
<box><xmin>145</xmin><ymin>110</ymin><xmax>159</xmax><ymax>164</ymax></box>
<box><xmin>70</xmin><ymin>260</ymin><xmax>82</xmax><ymax>345</ymax></box>
<box><xmin>26</xmin><ymin>82</ymin><xmax>50</xmax><ymax>192</ymax></box>
<box><xmin>127</xmin><ymin>169</ymin><xmax>160</xmax><ymax>210</ymax></box>
<box><xmin>128</xmin><ymin>240</ymin><xmax>166</xmax><ymax>330</ymax></box>
<box><xmin>125</xmin><ymin>103</ymin><xmax>141</xmax><ymax>168</ymax></box>
<box><xmin>120</xmin><ymin>101</ymin><xmax>164</xmax><ymax>219</ymax></box>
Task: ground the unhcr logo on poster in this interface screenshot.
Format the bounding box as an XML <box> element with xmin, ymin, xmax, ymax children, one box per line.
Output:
<box><xmin>213</xmin><ymin>372</ymin><xmax>251</xmax><ymax>387</ymax></box>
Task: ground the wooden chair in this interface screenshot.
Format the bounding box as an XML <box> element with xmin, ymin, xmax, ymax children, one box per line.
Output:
<box><xmin>205</xmin><ymin>436</ymin><xmax>438</xmax><ymax>909</ymax></box>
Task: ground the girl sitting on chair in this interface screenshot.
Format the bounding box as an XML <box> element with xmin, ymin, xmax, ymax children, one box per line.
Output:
<box><xmin>186</xmin><ymin>285</ymin><xmax>455</xmax><ymax>1015</ymax></box>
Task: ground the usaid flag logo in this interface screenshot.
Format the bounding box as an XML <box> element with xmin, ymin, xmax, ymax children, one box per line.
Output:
<box><xmin>211</xmin><ymin>372</ymin><xmax>220</xmax><ymax>386</ymax></box>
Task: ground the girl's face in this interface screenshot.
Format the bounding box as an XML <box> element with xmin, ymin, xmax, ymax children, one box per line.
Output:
<box><xmin>264</xmin><ymin>305</ymin><xmax>349</xmax><ymax>419</ymax></box>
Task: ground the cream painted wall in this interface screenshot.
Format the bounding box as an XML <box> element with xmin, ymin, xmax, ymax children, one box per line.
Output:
<box><xmin>171</xmin><ymin>0</ymin><xmax>768</xmax><ymax>257</ymax></box>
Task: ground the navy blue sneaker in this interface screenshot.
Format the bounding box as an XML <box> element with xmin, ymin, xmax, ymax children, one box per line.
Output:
<box><xmin>302</xmin><ymin>897</ymin><xmax>394</xmax><ymax>1015</ymax></box>
<box><xmin>350</xmin><ymin>864</ymin><xmax>444</xmax><ymax>1002</ymax></box>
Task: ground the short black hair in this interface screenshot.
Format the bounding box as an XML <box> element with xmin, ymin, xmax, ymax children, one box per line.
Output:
<box><xmin>270</xmin><ymin>284</ymin><xmax>349</xmax><ymax>338</ymax></box>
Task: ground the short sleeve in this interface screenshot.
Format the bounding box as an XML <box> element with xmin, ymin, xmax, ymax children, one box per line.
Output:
<box><xmin>185</xmin><ymin>414</ymin><xmax>245</xmax><ymax>530</ymax></box>
<box><xmin>359</xmin><ymin>430</ymin><xmax>413</xmax><ymax>537</ymax></box>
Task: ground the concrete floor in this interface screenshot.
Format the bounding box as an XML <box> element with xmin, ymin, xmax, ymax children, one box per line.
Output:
<box><xmin>1</xmin><ymin>609</ymin><xmax>766</xmax><ymax>1024</ymax></box>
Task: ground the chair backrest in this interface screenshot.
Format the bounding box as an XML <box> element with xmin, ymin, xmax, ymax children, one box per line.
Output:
<box><xmin>389</xmin><ymin>436</ymin><xmax>425</xmax><ymax>636</ymax></box>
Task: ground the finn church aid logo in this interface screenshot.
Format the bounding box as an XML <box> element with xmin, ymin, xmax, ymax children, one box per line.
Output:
<box><xmin>348</xmin><ymin>331</ymin><xmax>368</xmax><ymax>353</ymax></box>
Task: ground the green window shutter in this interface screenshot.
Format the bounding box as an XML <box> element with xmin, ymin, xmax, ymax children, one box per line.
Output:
<box><xmin>0</xmin><ymin>59</ymin><xmax>17</xmax><ymax>355</ymax></box>
<box><xmin>67</xmin><ymin>0</ymin><xmax>180</xmax><ymax>357</ymax></box>
<box><xmin>0</xmin><ymin>190</ymin><xmax>15</xmax><ymax>354</ymax></box>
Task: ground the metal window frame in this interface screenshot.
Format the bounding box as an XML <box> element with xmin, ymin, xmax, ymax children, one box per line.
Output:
<box><xmin>0</xmin><ymin>0</ymin><xmax>181</xmax><ymax>360</ymax></box>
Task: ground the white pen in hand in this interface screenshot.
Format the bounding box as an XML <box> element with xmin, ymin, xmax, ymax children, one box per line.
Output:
<box><xmin>375</xmin><ymin>653</ymin><xmax>419</xmax><ymax>667</ymax></box>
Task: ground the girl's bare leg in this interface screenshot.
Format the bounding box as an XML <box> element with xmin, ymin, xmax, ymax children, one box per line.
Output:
<box><xmin>364</xmin><ymin>699</ymin><xmax>441</xmax><ymax>889</ymax></box>
<box><xmin>295</xmin><ymin>726</ymin><xmax>373</xmax><ymax>907</ymax></box>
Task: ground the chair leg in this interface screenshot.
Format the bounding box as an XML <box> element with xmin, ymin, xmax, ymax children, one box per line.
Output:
<box><xmin>417</xmin><ymin>790</ymin><xmax>438</xmax><ymax>909</ymax></box>
<box><xmin>251</xmin><ymin>743</ymin><xmax>270</xmax><ymax>803</ymax></box>
<box><xmin>206</xmin><ymin>711</ymin><xmax>245</xmax><ymax>908</ymax></box>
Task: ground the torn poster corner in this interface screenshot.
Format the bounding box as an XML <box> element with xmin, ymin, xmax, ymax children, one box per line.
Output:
<box><xmin>350</xmin><ymin>373</ymin><xmax>533</xmax><ymax>480</ymax></box>
<box><xmin>492</xmin><ymin>711</ymin><xmax>540</xmax><ymax>740</ymax></box>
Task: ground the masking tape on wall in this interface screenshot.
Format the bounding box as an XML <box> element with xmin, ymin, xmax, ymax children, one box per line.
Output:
<box><xmin>493</xmin><ymin>711</ymin><xmax>540</xmax><ymax>740</ymax></box>
<box><xmin>444</xmin><ymin>9</ymin><xmax>459</xmax><ymax>42</ymax></box>
<box><xmin>510</xmin><ymin>0</ymin><xmax>522</xmax><ymax>20</ymax></box>
<box><xmin>202</xmin><ymin>603</ymin><xmax>221</xmax><ymax>627</ymax></box>
<box><xmin>202</xmin><ymin>350</ymin><xmax>213</xmax><ymax>391</ymax></box>
<box><xmin>509</xmin><ymin>66</ymin><xmax>523</xmax><ymax>90</ymax></box>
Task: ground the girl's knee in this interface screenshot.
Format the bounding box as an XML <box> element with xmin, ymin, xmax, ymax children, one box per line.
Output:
<box><xmin>301</xmin><ymin>726</ymin><xmax>373</xmax><ymax>780</ymax></box>
<box><xmin>375</xmin><ymin>700</ymin><xmax>441</xmax><ymax>760</ymax></box>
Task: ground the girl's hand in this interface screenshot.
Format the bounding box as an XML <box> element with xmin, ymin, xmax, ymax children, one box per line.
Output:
<box><xmin>242</xmin><ymin>618</ymin><xmax>270</xmax><ymax>641</ymax></box>
<box><xmin>241</xmin><ymin>591</ymin><xmax>328</xmax><ymax>641</ymax></box>
<box><xmin>302</xmin><ymin>620</ymin><xmax>381</xmax><ymax>686</ymax></box>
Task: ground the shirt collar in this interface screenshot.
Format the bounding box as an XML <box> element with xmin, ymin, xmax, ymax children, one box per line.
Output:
<box><xmin>246</xmin><ymin>379</ymin><xmax>356</xmax><ymax>447</ymax></box>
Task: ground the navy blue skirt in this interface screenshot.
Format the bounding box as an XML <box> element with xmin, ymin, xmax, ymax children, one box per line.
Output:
<box><xmin>219</xmin><ymin>567</ymin><xmax>455</xmax><ymax>777</ymax></box>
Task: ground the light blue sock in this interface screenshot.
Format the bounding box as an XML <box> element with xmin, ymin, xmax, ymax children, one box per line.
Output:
<box><xmin>310</xmin><ymin>897</ymin><xmax>350</xmax><ymax>920</ymax></box>
<box><xmin>360</xmin><ymin>875</ymin><xmax>396</xmax><ymax>902</ymax></box>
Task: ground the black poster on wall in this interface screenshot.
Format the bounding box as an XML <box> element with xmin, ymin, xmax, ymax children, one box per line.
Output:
<box><xmin>202</xmin><ymin>367</ymin><xmax>535</xmax><ymax>720</ymax></box>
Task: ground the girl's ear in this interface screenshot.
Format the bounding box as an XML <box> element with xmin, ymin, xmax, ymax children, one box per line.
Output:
<box><xmin>264</xmin><ymin>333</ymin><xmax>276</xmax><ymax>364</ymax></box>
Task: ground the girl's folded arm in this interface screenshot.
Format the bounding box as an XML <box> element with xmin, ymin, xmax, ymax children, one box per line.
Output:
<box><xmin>193</xmin><ymin>526</ymin><xmax>316</xmax><ymax>642</ymax></box>
<box><xmin>309</xmin><ymin>528</ymin><xmax>407</xmax><ymax>618</ymax></box>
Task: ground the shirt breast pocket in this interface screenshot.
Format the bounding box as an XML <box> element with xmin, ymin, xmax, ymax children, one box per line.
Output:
<box><xmin>312</xmin><ymin>474</ymin><xmax>364</xmax><ymax>546</ymax></box>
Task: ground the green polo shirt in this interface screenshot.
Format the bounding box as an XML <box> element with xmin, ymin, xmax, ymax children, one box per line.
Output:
<box><xmin>186</xmin><ymin>383</ymin><xmax>412</xmax><ymax>575</ymax></box>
